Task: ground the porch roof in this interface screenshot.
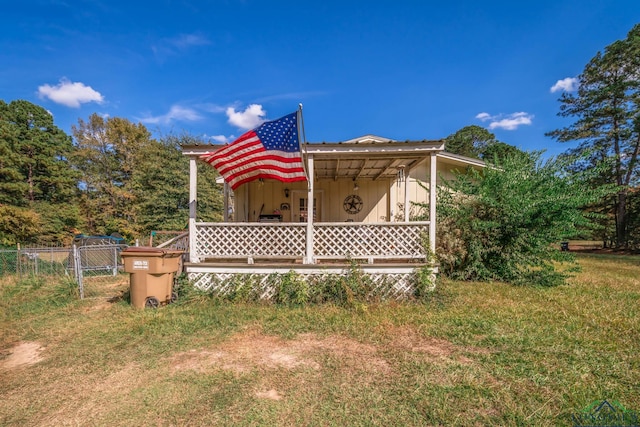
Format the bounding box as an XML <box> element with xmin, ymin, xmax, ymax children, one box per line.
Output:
<box><xmin>181</xmin><ymin>134</ymin><xmax>465</xmax><ymax>182</ymax></box>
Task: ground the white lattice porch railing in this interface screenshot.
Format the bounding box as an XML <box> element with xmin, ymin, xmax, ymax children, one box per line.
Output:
<box><xmin>195</xmin><ymin>222</ymin><xmax>307</xmax><ymax>260</ymax></box>
<box><xmin>194</xmin><ymin>221</ymin><xmax>429</xmax><ymax>263</ymax></box>
<box><xmin>314</xmin><ymin>222</ymin><xmax>429</xmax><ymax>261</ymax></box>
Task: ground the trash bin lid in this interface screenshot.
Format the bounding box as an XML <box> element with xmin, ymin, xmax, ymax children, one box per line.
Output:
<box><xmin>121</xmin><ymin>247</ymin><xmax>183</xmax><ymax>257</ymax></box>
<box><xmin>122</xmin><ymin>246</ymin><xmax>165</xmax><ymax>253</ymax></box>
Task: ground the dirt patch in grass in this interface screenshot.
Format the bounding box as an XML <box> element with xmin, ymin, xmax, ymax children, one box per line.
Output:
<box><xmin>83</xmin><ymin>300</ymin><xmax>113</xmax><ymax>312</ymax></box>
<box><xmin>168</xmin><ymin>328</ymin><xmax>391</xmax><ymax>375</ymax></box>
<box><xmin>388</xmin><ymin>326</ymin><xmax>491</xmax><ymax>361</ymax></box>
<box><xmin>255</xmin><ymin>389</ymin><xmax>283</xmax><ymax>400</ymax></box>
<box><xmin>0</xmin><ymin>341</ymin><xmax>45</xmax><ymax>370</ymax></box>
<box><xmin>166</xmin><ymin>327</ymin><xmax>493</xmax><ymax>379</ymax></box>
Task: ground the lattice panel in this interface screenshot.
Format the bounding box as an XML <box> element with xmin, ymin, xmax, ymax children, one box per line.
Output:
<box><xmin>195</xmin><ymin>223</ymin><xmax>306</xmax><ymax>258</ymax></box>
<box><xmin>189</xmin><ymin>272</ymin><xmax>276</xmax><ymax>299</ymax></box>
<box><xmin>314</xmin><ymin>222</ymin><xmax>429</xmax><ymax>258</ymax></box>
<box><xmin>188</xmin><ymin>270</ymin><xmax>431</xmax><ymax>300</ymax></box>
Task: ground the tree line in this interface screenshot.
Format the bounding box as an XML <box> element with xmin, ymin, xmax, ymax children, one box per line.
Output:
<box><xmin>0</xmin><ymin>103</ymin><xmax>222</xmax><ymax>246</ymax></box>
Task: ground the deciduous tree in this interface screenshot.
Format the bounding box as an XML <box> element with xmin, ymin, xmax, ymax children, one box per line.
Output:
<box><xmin>72</xmin><ymin>114</ymin><xmax>153</xmax><ymax>237</ymax></box>
<box><xmin>130</xmin><ymin>135</ymin><xmax>223</xmax><ymax>234</ymax></box>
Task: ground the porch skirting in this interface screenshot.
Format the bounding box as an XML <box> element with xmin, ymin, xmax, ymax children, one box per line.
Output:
<box><xmin>184</xmin><ymin>262</ymin><xmax>437</xmax><ymax>301</ymax></box>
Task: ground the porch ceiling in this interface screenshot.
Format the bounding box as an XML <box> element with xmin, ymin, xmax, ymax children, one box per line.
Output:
<box><xmin>312</xmin><ymin>156</ymin><xmax>422</xmax><ymax>181</ymax></box>
<box><xmin>303</xmin><ymin>137</ymin><xmax>445</xmax><ymax>181</ymax></box>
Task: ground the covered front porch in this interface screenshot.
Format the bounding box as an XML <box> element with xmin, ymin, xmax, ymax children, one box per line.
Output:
<box><xmin>179</xmin><ymin>135</ymin><xmax>482</xmax><ymax>297</ymax></box>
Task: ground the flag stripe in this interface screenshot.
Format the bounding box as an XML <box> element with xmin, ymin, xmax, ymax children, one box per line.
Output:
<box><xmin>226</xmin><ymin>162</ymin><xmax>306</xmax><ymax>183</ymax></box>
<box><xmin>224</xmin><ymin>156</ymin><xmax>305</xmax><ymax>181</ymax></box>
<box><xmin>216</xmin><ymin>150</ymin><xmax>303</xmax><ymax>176</ymax></box>
<box><xmin>231</xmin><ymin>172</ymin><xmax>306</xmax><ymax>189</ymax></box>
<box><xmin>203</xmin><ymin>133</ymin><xmax>261</xmax><ymax>164</ymax></box>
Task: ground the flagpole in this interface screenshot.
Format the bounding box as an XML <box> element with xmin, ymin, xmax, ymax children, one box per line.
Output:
<box><xmin>297</xmin><ymin>103</ymin><xmax>310</xmax><ymax>183</ymax></box>
<box><xmin>298</xmin><ymin>104</ymin><xmax>314</xmax><ymax>264</ymax></box>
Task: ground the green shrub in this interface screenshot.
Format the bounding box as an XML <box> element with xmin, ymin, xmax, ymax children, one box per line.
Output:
<box><xmin>172</xmin><ymin>273</ymin><xmax>210</xmax><ymax>304</ymax></box>
<box><xmin>414</xmin><ymin>265</ymin><xmax>436</xmax><ymax>299</ymax></box>
<box><xmin>227</xmin><ymin>274</ymin><xmax>262</xmax><ymax>303</ymax></box>
<box><xmin>273</xmin><ymin>271</ymin><xmax>309</xmax><ymax>307</ymax></box>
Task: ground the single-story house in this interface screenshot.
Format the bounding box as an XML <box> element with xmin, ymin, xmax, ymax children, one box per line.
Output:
<box><xmin>177</xmin><ymin>134</ymin><xmax>485</xmax><ymax>298</ymax></box>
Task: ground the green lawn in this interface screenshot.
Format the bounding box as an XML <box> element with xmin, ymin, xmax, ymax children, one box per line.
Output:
<box><xmin>1</xmin><ymin>254</ymin><xmax>639</xmax><ymax>426</ymax></box>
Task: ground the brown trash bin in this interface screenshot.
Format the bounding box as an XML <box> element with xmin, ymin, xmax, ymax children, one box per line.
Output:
<box><xmin>121</xmin><ymin>247</ymin><xmax>183</xmax><ymax>309</ymax></box>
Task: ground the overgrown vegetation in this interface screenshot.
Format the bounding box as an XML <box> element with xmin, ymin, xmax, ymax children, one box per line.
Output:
<box><xmin>1</xmin><ymin>255</ymin><xmax>638</xmax><ymax>426</ymax></box>
<box><xmin>424</xmin><ymin>151</ymin><xmax>614</xmax><ymax>286</ymax></box>
<box><xmin>174</xmin><ymin>261</ymin><xmax>436</xmax><ymax>308</ymax></box>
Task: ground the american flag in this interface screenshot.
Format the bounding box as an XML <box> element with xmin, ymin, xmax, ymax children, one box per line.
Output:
<box><xmin>200</xmin><ymin>112</ymin><xmax>307</xmax><ymax>190</ymax></box>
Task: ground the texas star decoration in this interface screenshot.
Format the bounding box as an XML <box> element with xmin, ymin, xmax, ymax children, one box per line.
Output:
<box><xmin>343</xmin><ymin>194</ymin><xmax>363</xmax><ymax>214</ymax></box>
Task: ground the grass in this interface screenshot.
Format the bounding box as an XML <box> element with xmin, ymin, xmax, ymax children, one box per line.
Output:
<box><xmin>1</xmin><ymin>254</ymin><xmax>639</xmax><ymax>426</ymax></box>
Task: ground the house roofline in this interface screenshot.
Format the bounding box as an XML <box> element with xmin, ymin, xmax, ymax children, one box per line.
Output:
<box><xmin>181</xmin><ymin>139</ymin><xmax>446</xmax><ymax>157</ymax></box>
<box><xmin>437</xmin><ymin>151</ymin><xmax>486</xmax><ymax>168</ymax></box>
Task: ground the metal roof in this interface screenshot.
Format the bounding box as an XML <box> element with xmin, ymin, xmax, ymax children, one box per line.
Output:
<box><xmin>183</xmin><ymin>135</ymin><xmax>483</xmax><ymax>182</ymax></box>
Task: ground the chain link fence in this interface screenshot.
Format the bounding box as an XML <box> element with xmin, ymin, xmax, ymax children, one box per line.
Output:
<box><xmin>0</xmin><ymin>244</ymin><xmax>127</xmax><ymax>298</ymax></box>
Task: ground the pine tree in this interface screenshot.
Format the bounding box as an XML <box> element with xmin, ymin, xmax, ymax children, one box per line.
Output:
<box><xmin>0</xmin><ymin>100</ymin><xmax>79</xmax><ymax>244</ymax></box>
<box><xmin>444</xmin><ymin>125</ymin><xmax>524</xmax><ymax>164</ymax></box>
<box><xmin>547</xmin><ymin>24</ymin><xmax>640</xmax><ymax>248</ymax></box>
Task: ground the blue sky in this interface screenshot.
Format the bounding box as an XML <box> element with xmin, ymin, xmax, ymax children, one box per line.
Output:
<box><xmin>2</xmin><ymin>1</ymin><xmax>639</xmax><ymax>158</ymax></box>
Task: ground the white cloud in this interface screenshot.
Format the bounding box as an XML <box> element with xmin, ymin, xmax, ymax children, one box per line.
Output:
<box><xmin>475</xmin><ymin>111</ymin><xmax>534</xmax><ymax>130</ymax></box>
<box><xmin>199</xmin><ymin>103</ymin><xmax>227</xmax><ymax>114</ymax></box>
<box><xmin>37</xmin><ymin>78</ymin><xmax>104</xmax><ymax>108</ymax></box>
<box><xmin>207</xmin><ymin>134</ymin><xmax>230</xmax><ymax>143</ymax></box>
<box><xmin>226</xmin><ymin>104</ymin><xmax>266</xmax><ymax>130</ymax></box>
<box><xmin>550</xmin><ymin>77</ymin><xmax>578</xmax><ymax>93</ymax></box>
<box><xmin>152</xmin><ymin>33</ymin><xmax>210</xmax><ymax>59</ymax></box>
<box><xmin>139</xmin><ymin>105</ymin><xmax>203</xmax><ymax>125</ymax></box>
<box><xmin>169</xmin><ymin>33</ymin><xmax>210</xmax><ymax>49</ymax></box>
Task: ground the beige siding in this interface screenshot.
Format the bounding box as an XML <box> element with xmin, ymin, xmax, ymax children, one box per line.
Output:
<box><xmin>231</xmin><ymin>155</ymin><xmax>472</xmax><ymax>223</ymax></box>
<box><xmin>236</xmin><ymin>179</ymin><xmax>393</xmax><ymax>223</ymax></box>
<box><xmin>307</xmin><ymin>179</ymin><xmax>391</xmax><ymax>222</ymax></box>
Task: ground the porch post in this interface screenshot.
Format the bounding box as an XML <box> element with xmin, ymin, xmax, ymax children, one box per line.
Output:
<box><xmin>404</xmin><ymin>169</ymin><xmax>410</xmax><ymax>222</ymax></box>
<box><xmin>223</xmin><ymin>182</ymin><xmax>229</xmax><ymax>222</ymax></box>
<box><xmin>188</xmin><ymin>156</ymin><xmax>199</xmax><ymax>263</ymax></box>
<box><xmin>305</xmin><ymin>154</ymin><xmax>314</xmax><ymax>264</ymax></box>
<box><xmin>429</xmin><ymin>152</ymin><xmax>437</xmax><ymax>254</ymax></box>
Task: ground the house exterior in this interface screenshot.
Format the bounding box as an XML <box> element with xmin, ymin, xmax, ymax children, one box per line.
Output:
<box><xmin>178</xmin><ymin>135</ymin><xmax>484</xmax><ymax>299</ymax></box>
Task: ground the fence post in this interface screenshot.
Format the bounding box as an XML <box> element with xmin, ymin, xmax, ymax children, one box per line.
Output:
<box><xmin>73</xmin><ymin>244</ymin><xmax>84</xmax><ymax>299</ymax></box>
<box><xmin>112</xmin><ymin>246</ymin><xmax>118</xmax><ymax>276</ymax></box>
<box><xmin>17</xmin><ymin>243</ymin><xmax>21</xmax><ymax>279</ymax></box>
